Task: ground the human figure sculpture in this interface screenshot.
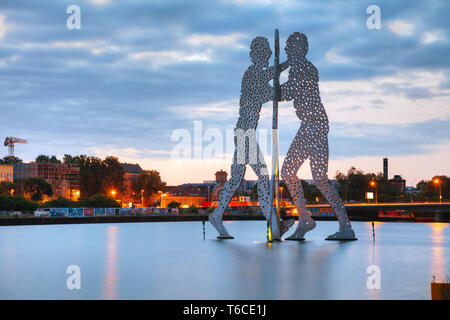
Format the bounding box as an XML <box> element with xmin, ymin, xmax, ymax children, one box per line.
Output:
<box><xmin>209</xmin><ymin>36</ymin><xmax>293</xmax><ymax>239</ymax></box>
<box><xmin>280</xmin><ymin>32</ymin><xmax>356</xmax><ymax>240</ymax></box>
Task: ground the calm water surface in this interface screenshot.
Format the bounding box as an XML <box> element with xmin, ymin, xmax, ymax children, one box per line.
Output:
<box><xmin>0</xmin><ymin>221</ymin><xmax>449</xmax><ymax>299</ymax></box>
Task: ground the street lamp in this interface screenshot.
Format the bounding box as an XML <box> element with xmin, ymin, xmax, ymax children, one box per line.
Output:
<box><xmin>434</xmin><ymin>178</ymin><xmax>442</xmax><ymax>204</ymax></box>
<box><xmin>141</xmin><ymin>189</ymin><xmax>144</xmax><ymax>208</ymax></box>
<box><xmin>279</xmin><ymin>186</ymin><xmax>284</xmax><ymax>207</ymax></box>
<box><xmin>370</xmin><ymin>180</ymin><xmax>378</xmax><ymax>204</ymax></box>
<box><xmin>110</xmin><ymin>190</ymin><xmax>117</xmax><ymax>199</ymax></box>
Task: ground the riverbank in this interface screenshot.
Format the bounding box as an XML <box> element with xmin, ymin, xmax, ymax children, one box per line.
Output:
<box><xmin>0</xmin><ymin>213</ymin><xmax>447</xmax><ymax>226</ymax></box>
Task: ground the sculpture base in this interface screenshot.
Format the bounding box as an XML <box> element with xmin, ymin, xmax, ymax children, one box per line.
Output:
<box><xmin>284</xmin><ymin>237</ymin><xmax>305</xmax><ymax>241</ymax></box>
<box><xmin>325</xmin><ymin>229</ymin><xmax>358</xmax><ymax>241</ymax></box>
<box><xmin>217</xmin><ymin>236</ymin><xmax>234</xmax><ymax>240</ymax></box>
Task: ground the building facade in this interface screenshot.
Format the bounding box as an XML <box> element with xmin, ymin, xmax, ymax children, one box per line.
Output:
<box><xmin>0</xmin><ymin>164</ymin><xmax>14</xmax><ymax>182</ymax></box>
<box><xmin>389</xmin><ymin>175</ymin><xmax>406</xmax><ymax>193</ymax></box>
<box><xmin>161</xmin><ymin>184</ymin><xmax>207</xmax><ymax>208</ymax></box>
<box><xmin>121</xmin><ymin>163</ymin><xmax>143</xmax><ymax>207</ymax></box>
<box><xmin>13</xmin><ymin>162</ymin><xmax>80</xmax><ymax>200</ymax></box>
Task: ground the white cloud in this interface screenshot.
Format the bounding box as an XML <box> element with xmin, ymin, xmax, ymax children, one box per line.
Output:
<box><xmin>169</xmin><ymin>100</ymin><xmax>238</xmax><ymax>119</ymax></box>
<box><xmin>311</xmin><ymin>70</ymin><xmax>450</xmax><ymax>125</ymax></box>
<box><xmin>0</xmin><ymin>14</ymin><xmax>7</xmax><ymax>40</ymax></box>
<box><xmin>325</xmin><ymin>48</ymin><xmax>350</xmax><ymax>64</ymax></box>
<box><xmin>421</xmin><ymin>30</ymin><xmax>446</xmax><ymax>44</ymax></box>
<box><xmin>388</xmin><ymin>20</ymin><xmax>415</xmax><ymax>36</ymax></box>
<box><xmin>127</xmin><ymin>50</ymin><xmax>211</xmax><ymax>68</ymax></box>
<box><xmin>90</xmin><ymin>0</ymin><xmax>111</xmax><ymax>5</ymax></box>
<box><xmin>51</xmin><ymin>41</ymin><xmax>88</xmax><ymax>49</ymax></box>
<box><xmin>0</xmin><ymin>54</ymin><xmax>19</xmax><ymax>67</ymax></box>
<box><xmin>186</xmin><ymin>33</ymin><xmax>246</xmax><ymax>48</ymax></box>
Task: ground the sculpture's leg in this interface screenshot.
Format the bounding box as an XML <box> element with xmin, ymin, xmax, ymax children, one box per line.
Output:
<box><xmin>249</xmin><ymin>146</ymin><xmax>294</xmax><ymax>239</ymax></box>
<box><xmin>209</xmin><ymin>161</ymin><xmax>246</xmax><ymax>239</ymax></box>
<box><xmin>281</xmin><ymin>130</ymin><xmax>316</xmax><ymax>241</ymax></box>
<box><xmin>310</xmin><ymin>142</ymin><xmax>357</xmax><ymax>240</ymax></box>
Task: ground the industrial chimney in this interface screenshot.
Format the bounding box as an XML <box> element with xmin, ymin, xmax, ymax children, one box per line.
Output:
<box><xmin>383</xmin><ymin>158</ymin><xmax>388</xmax><ymax>180</ymax></box>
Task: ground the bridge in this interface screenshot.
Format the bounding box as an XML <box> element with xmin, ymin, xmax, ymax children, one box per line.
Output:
<box><xmin>301</xmin><ymin>202</ymin><xmax>450</xmax><ymax>222</ymax></box>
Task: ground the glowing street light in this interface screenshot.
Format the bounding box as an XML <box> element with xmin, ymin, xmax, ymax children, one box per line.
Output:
<box><xmin>434</xmin><ymin>178</ymin><xmax>442</xmax><ymax>204</ymax></box>
<box><xmin>279</xmin><ymin>186</ymin><xmax>284</xmax><ymax>207</ymax></box>
<box><xmin>110</xmin><ymin>190</ymin><xmax>117</xmax><ymax>199</ymax></box>
<box><xmin>370</xmin><ymin>180</ymin><xmax>378</xmax><ymax>204</ymax></box>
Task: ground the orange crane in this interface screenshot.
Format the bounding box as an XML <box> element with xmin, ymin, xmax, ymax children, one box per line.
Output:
<box><xmin>4</xmin><ymin>137</ymin><xmax>27</xmax><ymax>157</ymax></box>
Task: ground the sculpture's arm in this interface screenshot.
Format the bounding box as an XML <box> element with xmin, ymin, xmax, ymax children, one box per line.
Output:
<box><xmin>279</xmin><ymin>60</ymin><xmax>289</xmax><ymax>72</ymax></box>
<box><xmin>264</xmin><ymin>61</ymin><xmax>289</xmax><ymax>80</ymax></box>
<box><xmin>280</xmin><ymin>81</ymin><xmax>293</xmax><ymax>102</ymax></box>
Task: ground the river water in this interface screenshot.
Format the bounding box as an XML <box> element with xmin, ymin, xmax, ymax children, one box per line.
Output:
<box><xmin>0</xmin><ymin>221</ymin><xmax>448</xmax><ymax>299</ymax></box>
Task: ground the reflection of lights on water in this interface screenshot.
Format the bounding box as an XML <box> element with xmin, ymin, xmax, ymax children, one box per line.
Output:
<box><xmin>429</xmin><ymin>223</ymin><xmax>447</xmax><ymax>283</ymax></box>
<box><xmin>103</xmin><ymin>226</ymin><xmax>119</xmax><ymax>300</ymax></box>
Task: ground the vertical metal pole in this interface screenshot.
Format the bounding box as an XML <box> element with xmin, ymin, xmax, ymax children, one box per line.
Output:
<box><xmin>269</xmin><ymin>29</ymin><xmax>281</xmax><ymax>241</ymax></box>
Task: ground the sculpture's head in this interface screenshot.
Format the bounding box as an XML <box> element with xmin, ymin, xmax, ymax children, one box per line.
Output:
<box><xmin>250</xmin><ymin>36</ymin><xmax>272</xmax><ymax>67</ymax></box>
<box><xmin>285</xmin><ymin>32</ymin><xmax>308</xmax><ymax>60</ymax></box>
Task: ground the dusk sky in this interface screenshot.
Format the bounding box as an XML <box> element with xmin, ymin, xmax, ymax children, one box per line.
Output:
<box><xmin>1</xmin><ymin>0</ymin><xmax>449</xmax><ymax>186</ymax></box>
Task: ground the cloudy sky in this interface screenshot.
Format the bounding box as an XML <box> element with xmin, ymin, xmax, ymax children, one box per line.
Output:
<box><xmin>1</xmin><ymin>0</ymin><xmax>449</xmax><ymax>186</ymax></box>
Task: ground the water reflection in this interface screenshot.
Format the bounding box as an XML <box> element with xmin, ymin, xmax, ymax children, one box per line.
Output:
<box><xmin>1</xmin><ymin>221</ymin><xmax>450</xmax><ymax>299</ymax></box>
<box><xmin>429</xmin><ymin>223</ymin><xmax>448</xmax><ymax>282</ymax></box>
<box><xmin>1</xmin><ymin>228</ymin><xmax>17</xmax><ymax>295</ymax></box>
<box><xmin>103</xmin><ymin>226</ymin><xmax>119</xmax><ymax>299</ymax></box>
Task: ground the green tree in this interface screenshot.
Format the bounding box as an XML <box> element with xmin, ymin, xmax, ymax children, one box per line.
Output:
<box><xmin>250</xmin><ymin>184</ymin><xmax>258</xmax><ymax>201</ymax></box>
<box><xmin>70</xmin><ymin>155</ymin><xmax>105</xmax><ymax>197</ymax></box>
<box><xmin>0</xmin><ymin>181</ymin><xmax>16</xmax><ymax>195</ymax></box>
<box><xmin>0</xmin><ymin>194</ymin><xmax>38</xmax><ymax>211</ymax></box>
<box><xmin>335</xmin><ymin>167</ymin><xmax>402</xmax><ymax>203</ymax></box>
<box><xmin>62</xmin><ymin>154</ymin><xmax>125</xmax><ymax>198</ymax></box>
<box><xmin>0</xmin><ymin>156</ymin><xmax>22</xmax><ymax>164</ymax></box>
<box><xmin>41</xmin><ymin>196</ymin><xmax>77</xmax><ymax>208</ymax></box>
<box><xmin>22</xmin><ymin>177</ymin><xmax>53</xmax><ymax>201</ymax></box>
<box><xmin>416</xmin><ymin>175</ymin><xmax>450</xmax><ymax>202</ymax></box>
<box><xmin>79</xmin><ymin>194</ymin><xmax>120</xmax><ymax>208</ymax></box>
<box><xmin>131</xmin><ymin>170</ymin><xmax>166</xmax><ymax>206</ymax></box>
<box><xmin>101</xmin><ymin>156</ymin><xmax>125</xmax><ymax>195</ymax></box>
<box><xmin>167</xmin><ymin>201</ymin><xmax>181</xmax><ymax>209</ymax></box>
<box><xmin>63</xmin><ymin>154</ymin><xmax>79</xmax><ymax>165</ymax></box>
<box><xmin>36</xmin><ymin>155</ymin><xmax>61</xmax><ymax>163</ymax></box>
<box><xmin>186</xmin><ymin>205</ymin><xmax>198</xmax><ymax>214</ymax></box>
<box><xmin>301</xmin><ymin>181</ymin><xmax>324</xmax><ymax>202</ymax></box>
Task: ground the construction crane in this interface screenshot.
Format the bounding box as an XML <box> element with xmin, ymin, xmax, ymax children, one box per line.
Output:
<box><xmin>4</xmin><ymin>137</ymin><xmax>27</xmax><ymax>157</ymax></box>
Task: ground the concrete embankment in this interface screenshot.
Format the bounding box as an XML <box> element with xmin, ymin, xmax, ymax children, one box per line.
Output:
<box><xmin>1</xmin><ymin>212</ymin><xmax>446</xmax><ymax>226</ymax></box>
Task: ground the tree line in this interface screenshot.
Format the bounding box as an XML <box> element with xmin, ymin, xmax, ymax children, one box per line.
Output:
<box><xmin>0</xmin><ymin>154</ymin><xmax>166</xmax><ymax>211</ymax></box>
<box><xmin>248</xmin><ymin>166</ymin><xmax>448</xmax><ymax>204</ymax></box>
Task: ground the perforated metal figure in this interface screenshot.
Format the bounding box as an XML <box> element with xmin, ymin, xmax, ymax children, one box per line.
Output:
<box><xmin>209</xmin><ymin>36</ymin><xmax>293</xmax><ymax>239</ymax></box>
<box><xmin>280</xmin><ymin>33</ymin><xmax>356</xmax><ymax>240</ymax></box>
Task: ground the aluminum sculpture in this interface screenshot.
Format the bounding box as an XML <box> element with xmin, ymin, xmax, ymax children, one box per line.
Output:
<box><xmin>268</xmin><ymin>29</ymin><xmax>282</xmax><ymax>241</ymax></box>
<box><xmin>209</xmin><ymin>36</ymin><xmax>293</xmax><ymax>239</ymax></box>
<box><xmin>280</xmin><ymin>32</ymin><xmax>357</xmax><ymax>240</ymax></box>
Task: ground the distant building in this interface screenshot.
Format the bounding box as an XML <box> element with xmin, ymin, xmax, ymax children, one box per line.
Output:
<box><xmin>389</xmin><ymin>175</ymin><xmax>406</xmax><ymax>193</ymax></box>
<box><xmin>14</xmin><ymin>162</ymin><xmax>80</xmax><ymax>200</ymax></box>
<box><xmin>215</xmin><ymin>170</ymin><xmax>228</xmax><ymax>183</ymax></box>
<box><xmin>0</xmin><ymin>164</ymin><xmax>14</xmax><ymax>182</ymax></box>
<box><xmin>161</xmin><ymin>170</ymin><xmax>260</xmax><ymax>208</ymax></box>
<box><xmin>13</xmin><ymin>162</ymin><xmax>38</xmax><ymax>180</ymax></box>
<box><xmin>121</xmin><ymin>163</ymin><xmax>143</xmax><ymax>206</ymax></box>
<box><xmin>161</xmin><ymin>184</ymin><xmax>207</xmax><ymax>208</ymax></box>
